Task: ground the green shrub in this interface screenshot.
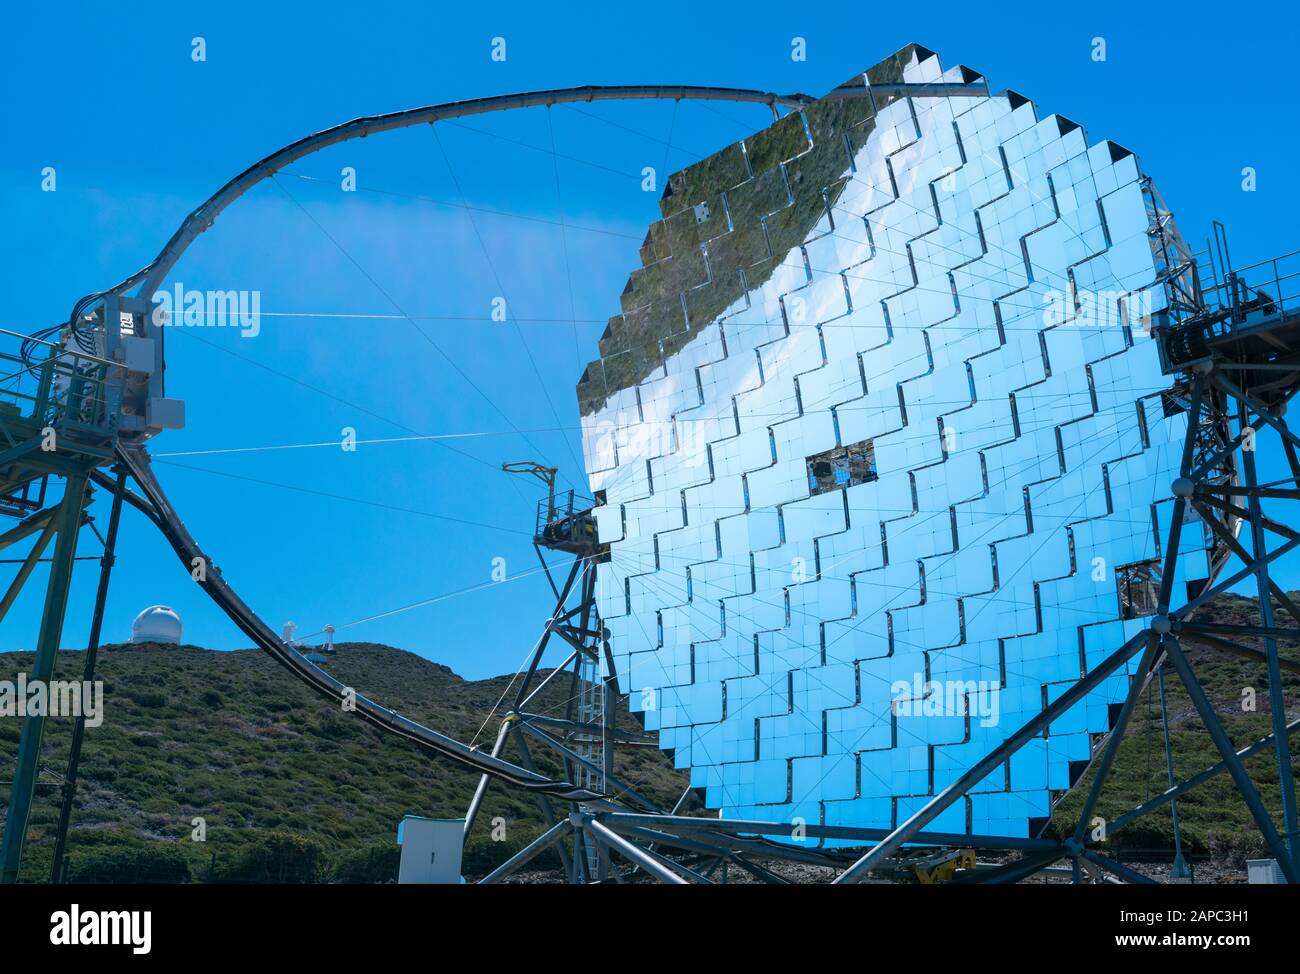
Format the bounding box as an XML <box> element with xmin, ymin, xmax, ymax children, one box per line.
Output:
<box><xmin>66</xmin><ymin>844</ymin><xmax>192</xmax><ymax>884</ymax></box>
<box><xmin>332</xmin><ymin>842</ymin><xmax>400</xmax><ymax>884</ymax></box>
<box><xmin>199</xmin><ymin>690</ymin><xmax>224</xmax><ymax>709</ymax></box>
<box><xmin>215</xmin><ymin>831</ymin><xmax>325</xmax><ymax>883</ymax></box>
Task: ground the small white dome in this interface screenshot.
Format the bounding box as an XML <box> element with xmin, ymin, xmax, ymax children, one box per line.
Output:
<box><xmin>131</xmin><ymin>605</ymin><xmax>183</xmax><ymax>645</ymax></box>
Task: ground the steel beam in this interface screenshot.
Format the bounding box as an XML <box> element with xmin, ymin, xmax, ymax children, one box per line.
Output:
<box><xmin>602</xmin><ymin>818</ymin><xmax>846</xmax><ymax>868</ymax></box>
<box><xmin>516</xmin><ymin>721</ymin><xmax>658</xmax><ymax>812</ymax></box>
<box><xmin>1080</xmin><ymin>849</ymin><xmax>1156</xmax><ymax>885</ymax></box>
<box><xmin>477</xmin><ymin>819</ymin><xmax>572</xmax><ymax>885</ymax></box>
<box><xmin>510</xmin><ymin>558</ymin><xmax>582</xmax><ymax>712</ymax></box>
<box><xmin>1109</xmin><ymin>715</ymin><xmax>1300</xmax><ymax>833</ymax></box>
<box><xmin>1164</xmin><ymin>637</ymin><xmax>1299</xmax><ymax>882</ymax></box>
<box><xmin>50</xmin><ymin>469</ymin><xmax>126</xmax><ymax>883</ymax></box>
<box><xmin>463</xmin><ymin>719</ymin><xmax>513</xmax><ymax>838</ymax></box>
<box><xmin>1236</xmin><ymin>398</ymin><xmax>1300</xmax><ymax>869</ymax></box>
<box><xmin>0</xmin><ymin>514</ymin><xmax>58</xmax><ymax>625</ymax></box>
<box><xmin>581</xmin><ymin>818</ymin><xmax>688</xmax><ymax>884</ymax></box>
<box><xmin>0</xmin><ymin>506</ymin><xmax>59</xmax><ymax>556</ymax></box>
<box><xmin>832</xmin><ymin>630</ymin><xmax>1147</xmax><ymax>883</ymax></box>
<box><xmin>1179</xmin><ymin>629</ymin><xmax>1300</xmax><ymax>677</ymax></box>
<box><xmin>0</xmin><ymin>474</ymin><xmax>89</xmax><ymax>883</ymax></box>
<box><xmin>506</xmin><ymin>723</ymin><xmax>572</xmax><ymax>878</ymax></box>
<box><xmin>1072</xmin><ymin>632</ymin><xmax>1161</xmax><ymax>842</ymax></box>
<box><xmin>601</xmin><ymin>811</ymin><xmax>1060</xmax><ymax>851</ymax></box>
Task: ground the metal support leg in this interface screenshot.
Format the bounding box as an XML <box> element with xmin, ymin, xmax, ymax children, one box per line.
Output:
<box><xmin>463</xmin><ymin>719</ymin><xmax>512</xmax><ymax>838</ymax></box>
<box><xmin>1072</xmin><ymin>377</ymin><xmax>1197</xmax><ymax>846</ymax></box>
<box><xmin>0</xmin><ymin>515</ymin><xmax>58</xmax><ymax>624</ymax></box>
<box><xmin>1073</xmin><ymin>632</ymin><xmax>1160</xmax><ymax>843</ymax></box>
<box><xmin>582</xmin><ymin>817</ymin><xmax>688</xmax><ymax>884</ymax></box>
<box><xmin>0</xmin><ymin>474</ymin><xmax>89</xmax><ymax>884</ymax></box>
<box><xmin>832</xmin><ymin>630</ymin><xmax>1147</xmax><ymax>883</ymax></box>
<box><xmin>1080</xmin><ymin>849</ymin><xmax>1156</xmax><ymax>885</ymax></box>
<box><xmin>1164</xmin><ymin>637</ymin><xmax>1299</xmax><ymax>883</ymax></box>
<box><xmin>507</xmin><ymin>724</ymin><xmax>573</xmax><ymax>878</ymax></box>
<box><xmin>477</xmin><ymin>820</ymin><xmax>572</xmax><ymax>884</ymax></box>
<box><xmin>1157</xmin><ymin>665</ymin><xmax>1191</xmax><ymax>880</ymax></box>
<box><xmin>1237</xmin><ymin>401</ymin><xmax>1300</xmax><ymax>868</ymax></box>
<box><xmin>50</xmin><ymin>469</ymin><xmax>126</xmax><ymax>883</ymax></box>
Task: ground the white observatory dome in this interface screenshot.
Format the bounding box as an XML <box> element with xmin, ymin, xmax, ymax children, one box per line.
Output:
<box><xmin>130</xmin><ymin>605</ymin><xmax>183</xmax><ymax>645</ymax></box>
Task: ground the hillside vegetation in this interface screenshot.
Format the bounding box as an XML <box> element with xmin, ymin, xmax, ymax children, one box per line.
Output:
<box><xmin>0</xmin><ymin>642</ymin><xmax>691</xmax><ymax>883</ymax></box>
<box><xmin>1</xmin><ymin>592</ymin><xmax>1296</xmax><ymax>882</ymax></box>
<box><xmin>1050</xmin><ymin>593</ymin><xmax>1300</xmax><ymax>861</ymax></box>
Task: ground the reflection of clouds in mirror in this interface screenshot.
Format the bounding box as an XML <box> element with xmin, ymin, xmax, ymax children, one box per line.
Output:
<box><xmin>581</xmin><ymin>44</ymin><xmax>1213</xmax><ymax>842</ymax></box>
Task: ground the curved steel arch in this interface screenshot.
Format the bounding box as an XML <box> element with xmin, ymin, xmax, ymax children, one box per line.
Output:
<box><xmin>100</xmin><ymin>85</ymin><xmax>812</xmax><ymax>309</ymax></box>
<box><xmin>84</xmin><ymin>79</ymin><xmax>986</xmax><ymax>311</ymax></box>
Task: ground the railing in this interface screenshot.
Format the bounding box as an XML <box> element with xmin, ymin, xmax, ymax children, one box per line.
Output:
<box><xmin>1204</xmin><ymin>249</ymin><xmax>1300</xmax><ymax>330</ymax></box>
<box><xmin>535</xmin><ymin>489</ymin><xmax>601</xmax><ymax>551</ymax></box>
<box><xmin>1153</xmin><ymin>247</ymin><xmax>1300</xmax><ymax>370</ymax></box>
<box><xmin>0</xmin><ymin>328</ymin><xmax>123</xmax><ymax>436</ymax></box>
<box><xmin>535</xmin><ymin>489</ymin><xmax>595</xmax><ymax>536</ymax></box>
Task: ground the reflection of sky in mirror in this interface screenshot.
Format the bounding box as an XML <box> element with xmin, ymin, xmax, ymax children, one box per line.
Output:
<box><xmin>580</xmin><ymin>45</ymin><xmax>1224</xmax><ymax>838</ymax></box>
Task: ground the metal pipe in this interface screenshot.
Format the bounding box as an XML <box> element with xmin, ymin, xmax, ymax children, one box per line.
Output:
<box><xmin>119</xmin><ymin>82</ymin><xmax>985</xmax><ymax>303</ymax></box>
<box><xmin>582</xmin><ymin>818</ymin><xmax>688</xmax><ymax>884</ymax></box>
<box><xmin>117</xmin><ymin>445</ymin><xmax>602</xmax><ymax>801</ymax></box>
<box><xmin>463</xmin><ymin>719</ymin><xmax>513</xmax><ymax>838</ymax></box>
<box><xmin>1157</xmin><ymin>665</ymin><xmax>1190</xmax><ymax>879</ymax></box>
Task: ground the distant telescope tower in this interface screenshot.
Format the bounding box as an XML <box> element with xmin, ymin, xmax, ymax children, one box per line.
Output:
<box><xmin>282</xmin><ymin>621</ymin><xmax>297</xmax><ymax>646</ymax></box>
<box><xmin>324</xmin><ymin>624</ymin><xmax>336</xmax><ymax>654</ymax></box>
<box><xmin>130</xmin><ymin>606</ymin><xmax>183</xmax><ymax>645</ymax></box>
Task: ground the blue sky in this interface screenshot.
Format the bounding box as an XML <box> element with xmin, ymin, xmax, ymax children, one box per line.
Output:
<box><xmin>3</xmin><ymin>1</ymin><xmax>1298</xmax><ymax>678</ymax></box>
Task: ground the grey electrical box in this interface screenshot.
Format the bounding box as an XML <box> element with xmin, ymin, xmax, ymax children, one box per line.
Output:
<box><xmin>397</xmin><ymin>816</ymin><xmax>464</xmax><ymax>884</ymax></box>
<box><xmin>146</xmin><ymin>397</ymin><xmax>186</xmax><ymax>431</ymax></box>
<box><xmin>120</xmin><ymin>335</ymin><xmax>156</xmax><ymax>374</ymax></box>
